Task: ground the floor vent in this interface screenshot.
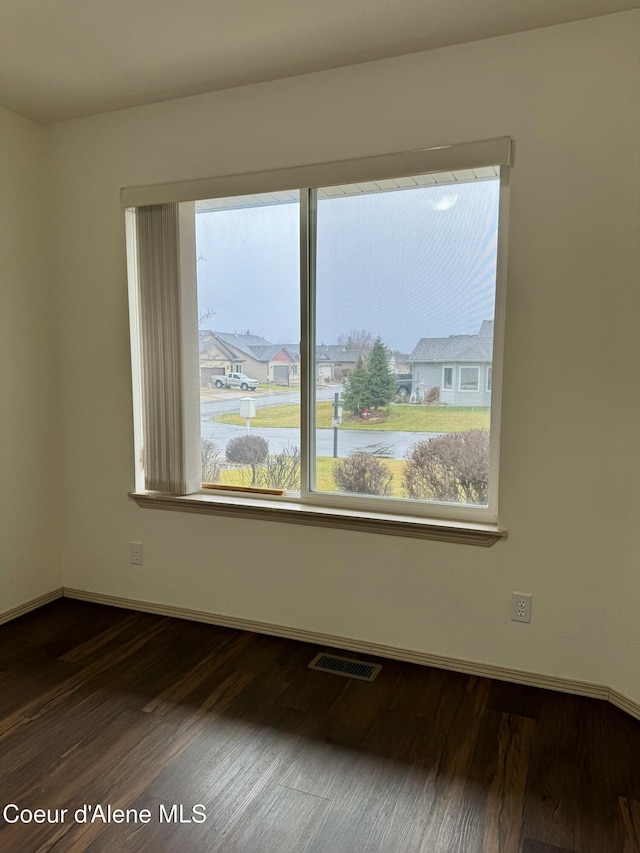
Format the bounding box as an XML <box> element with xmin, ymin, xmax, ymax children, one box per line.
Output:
<box><xmin>308</xmin><ymin>653</ymin><xmax>381</xmax><ymax>682</ymax></box>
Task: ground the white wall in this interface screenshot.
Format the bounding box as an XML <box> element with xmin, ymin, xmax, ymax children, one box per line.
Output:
<box><xmin>49</xmin><ymin>13</ymin><xmax>640</xmax><ymax>706</ymax></box>
<box><xmin>0</xmin><ymin>107</ymin><xmax>61</xmax><ymax>613</ymax></box>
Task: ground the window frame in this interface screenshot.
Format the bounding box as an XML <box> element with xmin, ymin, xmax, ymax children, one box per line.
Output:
<box><xmin>442</xmin><ymin>365</ymin><xmax>454</xmax><ymax>391</ymax></box>
<box><xmin>125</xmin><ymin>137</ymin><xmax>511</xmax><ymax>542</ymax></box>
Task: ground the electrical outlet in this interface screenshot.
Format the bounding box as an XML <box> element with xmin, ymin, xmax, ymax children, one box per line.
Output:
<box><xmin>511</xmin><ymin>592</ymin><xmax>531</xmax><ymax>623</ymax></box>
<box><xmin>130</xmin><ymin>541</ymin><xmax>143</xmax><ymax>566</ymax></box>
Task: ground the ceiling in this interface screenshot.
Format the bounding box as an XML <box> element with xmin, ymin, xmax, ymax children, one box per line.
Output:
<box><xmin>1</xmin><ymin>0</ymin><xmax>637</xmax><ymax>124</ymax></box>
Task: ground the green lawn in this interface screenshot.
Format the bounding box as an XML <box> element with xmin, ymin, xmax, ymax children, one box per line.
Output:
<box><xmin>212</xmin><ymin>402</ymin><xmax>489</xmax><ymax>433</ymax></box>
<box><xmin>315</xmin><ymin>456</ymin><xmax>406</xmax><ymax>496</ymax></box>
<box><xmin>214</xmin><ymin>456</ymin><xmax>407</xmax><ymax>497</ymax></box>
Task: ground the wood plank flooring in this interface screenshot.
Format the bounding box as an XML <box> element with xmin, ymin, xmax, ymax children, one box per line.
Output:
<box><xmin>0</xmin><ymin>599</ymin><xmax>638</xmax><ymax>852</ymax></box>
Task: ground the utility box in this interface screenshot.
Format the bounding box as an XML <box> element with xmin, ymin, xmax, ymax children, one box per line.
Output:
<box><xmin>239</xmin><ymin>397</ymin><xmax>256</xmax><ymax>419</ymax></box>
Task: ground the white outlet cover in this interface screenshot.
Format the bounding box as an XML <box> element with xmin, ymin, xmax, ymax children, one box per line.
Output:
<box><xmin>511</xmin><ymin>592</ymin><xmax>531</xmax><ymax>623</ymax></box>
<box><xmin>130</xmin><ymin>541</ymin><xmax>144</xmax><ymax>565</ymax></box>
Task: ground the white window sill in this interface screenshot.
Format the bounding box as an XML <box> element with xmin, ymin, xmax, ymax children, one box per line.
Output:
<box><xmin>130</xmin><ymin>491</ymin><xmax>506</xmax><ymax>546</ymax></box>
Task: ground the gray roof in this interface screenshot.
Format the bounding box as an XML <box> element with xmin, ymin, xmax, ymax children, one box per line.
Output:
<box><xmin>214</xmin><ymin>331</ymin><xmax>272</xmax><ymax>357</ymax></box>
<box><xmin>199</xmin><ymin>330</ymin><xmax>243</xmax><ymax>360</ymax></box>
<box><xmin>316</xmin><ymin>345</ymin><xmax>360</xmax><ymax>363</ymax></box>
<box><xmin>409</xmin><ymin>321</ymin><xmax>493</xmax><ymax>363</ymax></box>
<box><xmin>283</xmin><ymin>344</ymin><xmax>359</xmax><ymax>362</ymax></box>
<box><xmin>199</xmin><ymin>331</ymin><xmax>297</xmax><ymax>363</ymax></box>
<box><xmin>250</xmin><ymin>344</ymin><xmax>294</xmax><ymax>362</ymax></box>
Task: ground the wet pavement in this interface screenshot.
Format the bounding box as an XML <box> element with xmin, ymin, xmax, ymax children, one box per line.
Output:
<box><xmin>200</xmin><ymin>386</ymin><xmax>441</xmax><ymax>459</ymax></box>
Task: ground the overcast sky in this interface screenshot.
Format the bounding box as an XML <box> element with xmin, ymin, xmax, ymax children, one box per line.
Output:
<box><xmin>196</xmin><ymin>179</ymin><xmax>500</xmax><ymax>353</ymax></box>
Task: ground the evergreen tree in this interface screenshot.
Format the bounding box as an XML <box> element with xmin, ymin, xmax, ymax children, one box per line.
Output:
<box><xmin>368</xmin><ymin>337</ymin><xmax>397</xmax><ymax>410</ymax></box>
<box><xmin>341</xmin><ymin>356</ymin><xmax>371</xmax><ymax>416</ymax></box>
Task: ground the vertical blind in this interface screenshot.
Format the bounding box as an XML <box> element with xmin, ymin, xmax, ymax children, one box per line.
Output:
<box><xmin>135</xmin><ymin>203</ymin><xmax>199</xmax><ymax>494</ymax></box>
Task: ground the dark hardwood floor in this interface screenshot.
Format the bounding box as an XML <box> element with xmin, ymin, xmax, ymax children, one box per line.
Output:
<box><xmin>0</xmin><ymin>599</ymin><xmax>638</xmax><ymax>852</ymax></box>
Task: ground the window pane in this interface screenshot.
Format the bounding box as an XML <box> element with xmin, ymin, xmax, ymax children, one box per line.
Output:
<box><xmin>459</xmin><ymin>366</ymin><xmax>480</xmax><ymax>391</ymax></box>
<box><xmin>314</xmin><ymin>174</ymin><xmax>499</xmax><ymax>507</ymax></box>
<box><xmin>196</xmin><ymin>192</ymin><xmax>301</xmax><ymax>491</ymax></box>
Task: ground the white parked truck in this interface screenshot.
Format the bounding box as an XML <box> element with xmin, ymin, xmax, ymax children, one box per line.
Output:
<box><xmin>214</xmin><ymin>372</ymin><xmax>259</xmax><ymax>391</ymax></box>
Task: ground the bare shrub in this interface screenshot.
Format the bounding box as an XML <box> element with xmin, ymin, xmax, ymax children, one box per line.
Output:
<box><xmin>256</xmin><ymin>444</ymin><xmax>301</xmax><ymax>491</ymax></box>
<box><xmin>403</xmin><ymin>430</ymin><xmax>489</xmax><ymax>504</ymax></box>
<box><xmin>425</xmin><ymin>385</ymin><xmax>440</xmax><ymax>404</ymax></box>
<box><xmin>333</xmin><ymin>452</ymin><xmax>393</xmax><ymax>496</ymax></box>
<box><xmin>225</xmin><ymin>435</ymin><xmax>269</xmax><ymax>485</ymax></box>
<box><xmin>201</xmin><ymin>439</ymin><xmax>223</xmax><ymax>483</ymax></box>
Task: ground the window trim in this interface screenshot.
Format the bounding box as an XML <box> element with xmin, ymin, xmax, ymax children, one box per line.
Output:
<box><xmin>126</xmin><ymin>137</ymin><xmax>511</xmax><ymax>539</ymax></box>
<box><xmin>442</xmin><ymin>365</ymin><xmax>454</xmax><ymax>390</ymax></box>
<box><xmin>130</xmin><ymin>490</ymin><xmax>506</xmax><ymax>546</ymax></box>
<box><xmin>122</xmin><ymin>137</ymin><xmax>511</xmax><ymax>209</ymax></box>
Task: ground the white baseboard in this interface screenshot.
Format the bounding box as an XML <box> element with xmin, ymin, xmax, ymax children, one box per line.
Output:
<box><xmin>0</xmin><ymin>587</ymin><xmax>64</xmax><ymax>626</ymax></box>
<box><xmin>4</xmin><ymin>586</ymin><xmax>638</xmax><ymax>723</ymax></box>
<box><xmin>63</xmin><ymin>587</ymin><xmax>640</xmax><ymax>721</ymax></box>
<box><xmin>609</xmin><ymin>689</ymin><xmax>640</xmax><ymax>722</ymax></box>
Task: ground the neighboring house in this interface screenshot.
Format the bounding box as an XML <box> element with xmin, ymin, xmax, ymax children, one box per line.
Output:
<box><xmin>389</xmin><ymin>351</ymin><xmax>411</xmax><ymax>374</ymax></box>
<box><xmin>409</xmin><ymin>320</ymin><xmax>493</xmax><ymax>406</ymax></box>
<box><xmin>199</xmin><ymin>331</ymin><xmax>297</xmax><ymax>385</ymax></box>
<box><xmin>284</xmin><ymin>344</ymin><xmax>361</xmax><ymax>383</ymax></box>
<box><xmin>248</xmin><ymin>343</ymin><xmax>298</xmax><ymax>385</ymax></box>
<box><xmin>199</xmin><ymin>330</ymin><xmax>247</xmax><ymax>386</ymax></box>
<box><xmin>315</xmin><ymin>345</ymin><xmax>361</xmax><ymax>382</ymax></box>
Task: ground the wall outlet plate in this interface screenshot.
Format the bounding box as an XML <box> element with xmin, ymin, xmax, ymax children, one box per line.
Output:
<box><xmin>130</xmin><ymin>541</ymin><xmax>143</xmax><ymax>566</ymax></box>
<box><xmin>511</xmin><ymin>592</ymin><xmax>531</xmax><ymax>623</ymax></box>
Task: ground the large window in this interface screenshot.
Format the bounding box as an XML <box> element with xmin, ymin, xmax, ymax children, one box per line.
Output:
<box><xmin>125</xmin><ymin>138</ymin><xmax>510</xmax><ymax>535</ymax></box>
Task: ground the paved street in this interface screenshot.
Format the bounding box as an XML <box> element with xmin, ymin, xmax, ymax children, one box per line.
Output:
<box><xmin>200</xmin><ymin>384</ymin><xmax>338</xmax><ymax>416</ymax></box>
<box><xmin>201</xmin><ymin>419</ymin><xmax>442</xmax><ymax>459</ymax></box>
<box><xmin>200</xmin><ymin>386</ymin><xmax>442</xmax><ymax>460</ymax></box>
